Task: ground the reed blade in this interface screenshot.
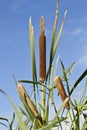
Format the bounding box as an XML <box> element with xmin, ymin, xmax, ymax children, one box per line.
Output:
<box><xmin>69</xmin><ymin>69</ymin><xmax>87</xmax><ymax>96</ymax></box>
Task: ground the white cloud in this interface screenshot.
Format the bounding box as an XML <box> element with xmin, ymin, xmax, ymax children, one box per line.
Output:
<box><xmin>64</xmin><ymin>16</ymin><xmax>87</xmax><ymax>69</ymax></box>
<box><xmin>79</xmin><ymin>16</ymin><xmax>87</xmax><ymax>24</ymax></box>
<box><xmin>72</xmin><ymin>28</ymin><xmax>83</xmax><ymax>35</ymax></box>
<box><xmin>9</xmin><ymin>0</ymin><xmax>40</xmax><ymax>14</ymax></box>
<box><xmin>64</xmin><ymin>16</ymin><xmax>87</xmax><ymax>37</ymax></box>
<box><xmin>9</xmin><ymin>0</ymin><xmax>26</xmax><ymax>13</ymax></box>
<box><xmin>64</xmin><ymin>27</ymin><xmax>87</xmax><ymax>36</ymax></box>
<box><xmin>77</xmin><ymin>54</ymin><xmax>87</xmax><ymax>68</ymax></box>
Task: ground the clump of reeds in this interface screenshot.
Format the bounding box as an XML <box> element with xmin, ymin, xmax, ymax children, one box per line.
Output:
<box><xmin>54</xmin><ymin>76</ymin><xmax>70</xmax><ymax>109</ymax></box>
<box><xmin>17</xmin><ymin>84</ymin><xmax>42</xmax><ymax>123</ymax></box>
<box><xmin>39</xmin><ymin>16</ymin><xmax>46</xmax><ymax>82</ymax></box>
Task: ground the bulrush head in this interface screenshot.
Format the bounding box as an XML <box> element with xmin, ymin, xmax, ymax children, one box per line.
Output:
<box><xmin>39</xmin><ymin>16</ymin><xmax>46</xmax><ymax>82</ymax></box>
<box><xmin>17</xmin><ymin>84</ymin><xmax>42</xmax><ymax>122</ymax></box>
<box><xmin>54</xmin><ymin>76</ymin><xmax>70</xmax><ymax>109</ymax></box>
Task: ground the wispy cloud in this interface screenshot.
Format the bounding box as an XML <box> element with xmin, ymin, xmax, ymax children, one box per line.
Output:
<box><xmin>64</xmin><ymin>27</ymin><xmax>87</xmax><ymax>37</ymax></box>
<box><xmin>9</xmin><ymin>0</ymin><xmax>40</xmax><ymax>14</ymax></box>
<box><xmin>9</xmin><ymin>0</ymin><xmax>27</xmax><ymax>14</ymax></box>
<box><xmin>72</xmin><ymin>28</ymin><xmax>83</xmax><ymax>35</ymax></box>
<box><xmin>63</xmin><ymin>16</ymin><xmax>87</xmax><ymax>69</ymax></box>
<box><xmin>64</xmin><ymin>16</ymin><xmax>87</xmax><ymax>36</ymax></box>
<box><xmin>76</xmin><ymin>42</ymin><xmax>87</xmax><ymax>68</ymax></box>
<box><xmin>76</xmin><ymin>29</ymin><xmax>87</xmax><ymax>68</ymax></box>
<box><xmin>77</xmin><ymin>54</ymin><xmax>87</xmax><ymax>68</ymax></box>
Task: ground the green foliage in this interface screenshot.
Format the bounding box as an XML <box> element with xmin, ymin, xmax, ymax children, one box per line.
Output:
<box><xmin>29</xmin><ymin>17</ymin><xmax>38</xmax><ymax>104</ymax></box>
<box><xmin>0</xmin><ymin>89</ymin><xmax>27</xmax><ymax>130</ymax></box>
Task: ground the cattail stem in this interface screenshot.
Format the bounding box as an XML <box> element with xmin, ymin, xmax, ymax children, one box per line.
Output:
<box><xmin>54</xmin><ymin>76</ymin><xmax>70</xmax><ymax>109</ymax></box>
<box><xmin>41</xmin><ymin>84</ymin><xmax>45</xmax><ymax>122</ymax></box>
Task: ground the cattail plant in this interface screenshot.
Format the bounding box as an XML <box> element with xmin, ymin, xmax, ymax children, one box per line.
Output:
<box><xmin>1</xmin><ymin>1</ymin><xmax>87</xmax><ymax>130</ymax></box>
<box><xmin>54</xmin><ymin>76</ymin><xmax>70</xmax><ymax>109</ymax></box>
<box><xmin>17</xmin><ymin>84</ymin><xmax>42</xmax><ymax>124</ymax></box>
<box><xmin>39</xmin><ymin>16</ymin><xmax>46</xmax><ymax>83</ymax></box>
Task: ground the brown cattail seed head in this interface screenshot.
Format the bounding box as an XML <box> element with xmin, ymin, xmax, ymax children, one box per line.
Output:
<box><xmin>17</xmin><ymin>84</ymin><xmax>42</xmax><ymax>121</ymax></box>
<box><xmin>54</xmin><ymin>77</ymin><xmax>70</xmax><ymax>109</ymax></box>
<box><xmin>39</xmin><ymin>16</ymin><xmax>46</xmax><ymax>82</ymax></box>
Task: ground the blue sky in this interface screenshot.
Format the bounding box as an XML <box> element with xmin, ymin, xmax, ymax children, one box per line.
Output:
<box><xmin>0</xmin><ymin>0</ymin><xmax>87</xmax><ymax>129</ymax></box>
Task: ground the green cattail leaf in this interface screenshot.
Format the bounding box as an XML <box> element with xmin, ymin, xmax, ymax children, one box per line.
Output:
<box><xmin>29</xmin><ymin>17</ymin><xmax>38</xmax><ymax>103</ymax></box>
<box><xmin>46</xmin><ymin>6</ymin><xmax>68</xmax><ymax>80</ymax></box>
<box><xmin>9</xmin><ymin>113</ymin><xmax>15</xmax><ymax>130</ymax></box>
<box><xmin>38</xmin><ymin>117</ymin><xmax>66</xmax><ymax>130</ymax></box>
<box><xmin>0</xmin><ymin>89</ymin><xmax>27</xmax><ymax>130</ymax></box>
<box><xmin>82</xmin><ymin>120</ymin><xmax>87</xmax><ymax>130</ymax></box>
<box><xmin>45</xmin><ymin>94</ymin><xmax>50</xmax><ymax>124</ymax></box>
<box><xmin>0</xmin><ymin>122</ymin><xmax>8</xmax><ymax>128</ymax></box>
<box><xmin>46</xmin><ymin>0</ymin><xmax>59</xmax><ymax>80</ymax></box>
<box><xmin>50</xmin><ymin>97</ymin><xmax>69</xmax><ymax>126</ymax></box>
<box><xmin>61</xmin><ymin>61</ymin><xmax>76</xmax><ymax>79</ymax></box>
<box><xmin>65</xmin><ymin>62</ymin><xmax>76</xmax><ymax>76</ymax></box>
<box><xmin>50</xmin><ymin>0</ymin><xmax>58</xmax><ymax>61</ymax></box>
<box><xmin>69</xmin><ymin>69</ymin><xmax>87</xmax><ymax>96</ymax></box>
<box><xmin>53</xmin><ymin>9</ymin><xmax>68</xmax><ymax>59</ymax></box>
<box><xmin>60</xmin><ymin>60</ymin><xmax>70</xmax><ymax>94</ymax></box>
<box><xmin>80</xmin><ymin>76</ymin><xmax>87</xmax><ymax>103</ymax></box>
<box><xmin>53</xmin><ymin>56</ymin><xmax>60</xmax><ymax>78</ymax></box>
<box><xmin>38</xmin><ymin>97</ymin><xmax>68</xmax><ymax>130</ymax></box>
<box><xmin>18</xmin><ymin>80</ymin><xmax>48</xmax><ymax>89</ymax></box>
<box><xmin>0</xmin><ymin>117</ymin><xmax>8</xmax><ymax>122</ymax></box>
<box><xmin>18</xmin><ymin>105</ymin><xmax>28</xmax><ymax>117</ymax></box>
<box><xmin>29</xmin><ymin>17</ymin><xmax>37</xmax><ymax>82</ymax></box>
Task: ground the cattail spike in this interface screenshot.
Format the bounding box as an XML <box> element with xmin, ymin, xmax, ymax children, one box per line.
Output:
<box><xmin>17</xmin><ymin>84</ymin><xmax>42</xmax><ymax>122</ymax></box>
<box><xmin>54</xmin><ymin>77</ymin><xmax>70</xmax><ymax>109</ymax></box>
<box><xmin>39</xmin><ymin>16</ymin><xmax>46</xmax><ymax>82</ymax></box>
<box><xmin>40</xmin><ymin>16</ymin><xmax>45</xmax><ymax>34</ymax></box>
